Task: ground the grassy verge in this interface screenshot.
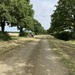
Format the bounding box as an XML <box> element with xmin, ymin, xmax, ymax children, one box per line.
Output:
<box><xmin>67</xmin><ymin>40</ymin><xmax>75</xmax><ymax>45</ymax></box>
<box><xmin>48</xmin><ymin>35</ymin><xmax>75</xmax><ymax>75</ymax></box>
<box><xmin>0</xmin><ymin>36</ymin><xmax>34</xmax><ymax>55</ymax></box>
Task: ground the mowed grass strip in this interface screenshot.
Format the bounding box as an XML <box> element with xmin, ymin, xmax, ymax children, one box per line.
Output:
<box><xmin>0</xmin><ymin>33</ymin><xmax>34</xmax><ymax>55</ymax></box>
<box><xmin>48</xmin><ymin>35</ymin><xmax>75</xmax><ymax>75</ymax></box>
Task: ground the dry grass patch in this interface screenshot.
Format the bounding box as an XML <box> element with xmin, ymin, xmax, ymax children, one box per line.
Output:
<box><xmin>0</xmin><ymin>35</ymin><xmax>34</xmax><ymax>55</ymax></box>
<box><xmin>48</xmin><ymin>35</ymin><xmax>75</xmax><ymax>75</ymax></box>
<box><xmin>8</xmin><ymin>32</ymin><xmax>19</xmax><ymax>37</ymax></box>
<box><xmin>0</xmin><ymin>34</ymin><xmax>43</xmax><ymax>55</ymax></box>
<box><xmin>67</xmin><ymin>40</ymin><xmax>75</xmax><ymax>45</ymax></box>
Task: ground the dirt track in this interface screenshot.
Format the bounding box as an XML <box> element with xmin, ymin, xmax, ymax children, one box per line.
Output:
<box><xmin>0</xmin><ymin>35</ymin><xmax>69</xmax><ymax>75</ymax></box>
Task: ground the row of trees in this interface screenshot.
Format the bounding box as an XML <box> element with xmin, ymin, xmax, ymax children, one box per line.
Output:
<box><xmin>33</xmin><ymin>19</ymin><xmax>45</xmax><ymax>35</ymax></box>
<box><xmin>48</xmin><ymin>0</ymin><xmax>75</xmax><ymax>40</ymax></box>
<box><xmin>0</xmin><ymin>0</ymin><xmax>44</xmax><ymax>37</ymax></box>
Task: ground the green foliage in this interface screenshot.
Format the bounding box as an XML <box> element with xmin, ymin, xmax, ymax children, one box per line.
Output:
<box><xmin>43</xmin><ymin>30</ymin><xmax>47</xmax><ymax>34</ymax></box>
<box><xmin>71</xmin><ymin>32</ymin><xmax>75</xmax><ymax>39</ymax></box>
<box><xmin>23</xmin><ymin>16</ymin><xmax>34</xmax><ymax>31</ymax></box>
<box><xmin>19</xmin><ymin>31</ymin><xmax>29</xmax><ymax>37</ymax></box>
<box><xmin>12</xmin><ymin>0</ymin><xmax>34</xmax><ymax>35</ymax></box>
<box><xmin>24</xmin><ymin>32</ymin><xmax>29</xmax><ymax>37</ymax></box>
<box><xmin>54</xmin><ymin>31</ymin><xmax>72</xmax><ymax>41</ymax></box>
<box><xmin>0</xmin><ymin>32</ymin><xmax>11</xmax><ymax>41</ymax></box>
<box><xmin>49</xmin><ymin>0</ymin><xmax>75</xmax><ymax>40</ymax></box>
<box><xmin>0</xmin><ymin>0</ymin><xmax>34</xmax><ymax>34</ymax></box>
<box><xmin>19</xmin><ymin>31</ymin><xmax>25</xmax><ymax>37</ymax></box>
<box><xmin>0</xmin><ymin>0</ymin><xmax>44</xmax><ymax>37</ymax></box>
<box><xmin>33</xmin><ymin>19</ymin><xmax>44</xmax><ymax>35</ymax></box>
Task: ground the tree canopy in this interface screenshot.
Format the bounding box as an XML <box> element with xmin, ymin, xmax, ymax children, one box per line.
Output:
<box><xmin>49</xmin><ymin>0</ymin><xmax>75</xmax><ymax>40</ymax></box>
<box><xmin>0</xmin><ymin>0</ymin><xmax>34</xmax><ymax>36</ymax></box>
<box><xmin>33</xmin><ymin>19</ymin><xmax>44</xmax><ymax>35</ymax></box>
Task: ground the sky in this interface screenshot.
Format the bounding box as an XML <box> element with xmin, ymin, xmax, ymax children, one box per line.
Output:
<box><xmin>30</xmin><ymin>0</ymin><xmax>58</xmax><ymax>30</ymax></box>
<box><xmin>0</xmin><ymin>25</ymin><xmax>19</xmax><ymax>32</ymax></box>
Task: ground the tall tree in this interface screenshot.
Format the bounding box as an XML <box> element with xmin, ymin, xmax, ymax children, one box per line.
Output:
<box><xmin>0</xmin><ymin>0</ymin><xmax>34</xmax><ymax>35</ymax></box>
<box><xmin>10</xmin><ymin>0</ymin><xmax>34</xmax><ymax>36</ymax></box>
<box><xmin>0</xmin><ymin>0</ymin><xmax>11</xmax><ymax>32</ymax></box>
<box><xmin>33</xmin><ymin>19</ymin><xmax>44</xmax><ymax>35</ymax></box>
<box><xmin>49</xmin><ymin>0</ymin><xmax>75</xmax><ymax>35</ymax></box>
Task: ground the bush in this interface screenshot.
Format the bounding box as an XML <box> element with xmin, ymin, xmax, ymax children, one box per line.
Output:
<box><xmin>19</xmin><ymin>31</ymin><xmax>29</xmax><ymax>37</ymax></box>
<box><xmin>0</xmin><ymin>32</ymin><xmax>11</xmax><ymax>41</ymax></box>
<box><xmin>24</xmin><ymin>32</ymin><xmax>29</xmax><ymax>37</ymax></box>
<box><xmin>54</xmin><ymin>31</ymin><xmax>72</xmax><ymax>41</ymax></box>
<box><xmin>71</xmin><ymin>32</ymin><xmax>75</xmax><ymax>39</ymax></box>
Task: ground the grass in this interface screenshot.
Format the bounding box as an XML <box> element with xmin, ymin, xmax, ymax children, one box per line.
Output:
<box><xmin>67</xmin><ymin>40</ymin><xmax>75</xmax><ymax>45</ymax></box>
<box><xmin>48</xmin><ymin>35</ymin><xmax>75</xmax><ymax>75</ymax></box>
<box><xmin>0</xmin><ymin>32</ymin><xmax>34</xmax><ymax>55</ymax></box>
<box><xmin>8</xmin><ymin>32</ymin><xmax>19</xmax><ymax>37</ymax></box>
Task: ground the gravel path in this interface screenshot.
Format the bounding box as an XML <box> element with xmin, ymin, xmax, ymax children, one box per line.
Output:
<box><xmin>0</xmin><ymin>35</ymin><xmax>69</xmax><ymax>75</ymax></box>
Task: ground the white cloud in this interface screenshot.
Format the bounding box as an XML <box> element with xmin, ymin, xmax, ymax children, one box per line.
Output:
<box><xmin>30</xmin><ymin>0</ymin><xmax>58</xmax><ymax>29</ymax></box>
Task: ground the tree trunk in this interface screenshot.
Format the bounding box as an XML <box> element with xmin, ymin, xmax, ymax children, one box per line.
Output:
<box><xmin>19</xmin><ymin>26</ymin><xmax>24</xmax><ymax>36</ymax></box>
<box><xmin>73</xmin><ymin>15</ymin><xmax>75</xmax><ymax>31</ymax></box>
<box><xmin>1</xmin><ymin>18</ymin><xmax>5</xmax><ymax>32</ymax></box>
<box><xmin>1</xmin><ymin>22</ymin><xmax>5</xmax><ymax>32</ymax></box>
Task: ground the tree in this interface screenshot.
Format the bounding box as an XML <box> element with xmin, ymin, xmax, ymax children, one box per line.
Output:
<box><xmin>33</xmin><ymin>19</ymin><xmax>44</xmax><ymax>35</ymax></box>
<box><xmin>0</xmin><ymin>0</ymin><xmax>11</xmax><ymax>32</ymax></box>
<box><xmin>49</xmin><ymin>0</ymin><xmax>75</xmax><ymax>38</ymax></box>
<box><xmin>10</xmin><ymin>0</ymin><xmax>34</xmax><ymax>36</ymax></box>
<box><xmin>0</xmin><ymin>0</ymin><xmax>34</xmax><ymax>34</ymax></box>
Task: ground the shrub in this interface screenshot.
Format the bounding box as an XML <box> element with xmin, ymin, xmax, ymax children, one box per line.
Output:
<box><xmin>0</xmin><ymin>32</ymin><xmax>11</xmax><ymax>41</ymax></box>
<box><xmin>71</xmin><ymin>32</ymin><xmax>75</xmax><ymax>39</ymax></box>
<box><xmin>19</xmin><ymin>31</ymin><xmax>29</xmax><ymax>37</ymax></box>
<box><xmin>54</xmin><ymin>31</ymin><xmax>72</xmax><ymax>41</ymax></box>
